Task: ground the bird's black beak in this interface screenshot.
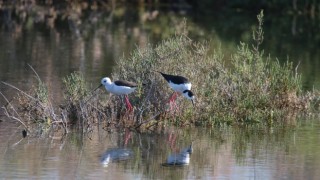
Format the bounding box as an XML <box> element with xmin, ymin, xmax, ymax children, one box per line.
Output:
<box><xmin>93</xmin><ymin>84</ymin><xmax>103</xmax><ymax>92</ymax></box>
<box><xmin>83</xmin><ymin>84</ymin><xmax>102</xmax><ymax>104</ymax></box>
<box><xmin>191</xmin><ymin>99</ymin><xmax>195</xmax><ymax>107</ymax></box>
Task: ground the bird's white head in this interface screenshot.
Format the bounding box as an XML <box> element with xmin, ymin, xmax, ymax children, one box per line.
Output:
<box><xmin>183</xmin><ymin>90</ymin><xmax>195</xmax><ymax>107</ymax></box>
<box><xmin>101</xmin><ymin>77</ymin><xmax>112</xmax><ymax>86</ymax></box>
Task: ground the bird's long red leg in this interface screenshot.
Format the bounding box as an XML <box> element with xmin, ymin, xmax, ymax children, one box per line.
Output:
<box><xmin>168</xmin><ymin>92</ymin><xmax>179</xmax><ymax>112</ymax></box>
<box><xmin>125</xmin><ymin>95</ymin><xmax>133</xmax><ymax>112</ymax></box>
<box><xmin>168</xmin><ymin>92</ymin><xmax>178</xmax><ymax>111</ymax></box>
<box><xmin>170</xmin><ymin>92</ymin><xmax>178</xmax><ymax>102</ymax></box>
<box><xmin>172</xmin><ymin>93</ymin><xmax>179</xmax><ymax>110</ymax></box>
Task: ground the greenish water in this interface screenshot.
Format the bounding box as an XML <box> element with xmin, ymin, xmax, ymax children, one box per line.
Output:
<box><xmin>0</xmin><ymin>4</ymin><xmax>320</xmax><ymax>179</ymax></box>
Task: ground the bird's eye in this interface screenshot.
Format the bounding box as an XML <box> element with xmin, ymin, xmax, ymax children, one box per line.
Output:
<box><xmin>103</xmin><ymin>80</ymin><xmax>106</xmax><ymax>83</ymax></box>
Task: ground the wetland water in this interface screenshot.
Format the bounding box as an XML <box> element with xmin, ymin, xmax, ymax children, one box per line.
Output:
<box><xmin>0</xmin><ymin>4</ymin><xmax>320</xmax><ymax>179</ymax></box>
<box><xmin>1</xmin><ymin>119</ymin><xmax>320</xmax><ymax>179</ymax></box>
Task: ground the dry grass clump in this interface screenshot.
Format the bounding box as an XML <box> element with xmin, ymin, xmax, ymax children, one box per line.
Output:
<box><xmin>1</xmin><ymin>65</ymin><xmax>58</xmax><ymax>136</ymax></box>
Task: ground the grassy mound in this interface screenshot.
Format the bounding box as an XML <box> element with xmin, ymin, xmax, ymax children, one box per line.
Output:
<box><xmin>1</xmin><ymin>11</ymin><xmax>318</xmax><ymax>136</ymax></box>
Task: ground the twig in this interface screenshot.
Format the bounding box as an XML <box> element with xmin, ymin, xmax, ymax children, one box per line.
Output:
<box><xmin>27</xmin><ymin>63</ymin><xmax>42</xmax><ymax>83</ymax></box>
<box><xmin>295</xmin><ymin>61</ymin><xmax>301</xmax><ymax>79</ymax></box>
<box><xmin>28</xmin><ymin>64</ymin><xmax>58</xmax><ymax>121</ymax></box>
<box><xmin>87</xmin><ymin>103</ymin><xmax>108</xmax><ymax>118</ymax></box>
<box><xmin>11</xmin><ymin>138</ymin><xmax>24</xmax><ymax>148</ymax></box>
<box><xmin>1</xmin><ymin>81</ymin><xmax>50</xmax><ymax>117</ymax></box>
<box><xmin>1</xmin><ymin>81</ymin><xmax>39</xmax><ymax>103</ymax></box>
<box><xmin>0</xmin><ymin>92</ymin><xmax>28</xmax><ymax>129</ymax></box>
<box><xmin>61</xmin><ymin>110</ymin><xmax>69</xmax><ymax>134</ymax></box>
<box><xmin>134</xmin><ymin>111</ymin><xmax>162</xmax><ymax>129</ymax></box>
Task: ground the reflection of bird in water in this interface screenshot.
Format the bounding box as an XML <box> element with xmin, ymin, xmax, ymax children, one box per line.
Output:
<box><xmin>164</xmin><ymin>144</ymin><xmax>193</xmax><ymax>166</ymax></box>
<box><xmin>167</xmin><ymin>132</ymin><xmax>177</xmax><ymax>151</ymax></box>
<box><xmin>123</xmin><ymin>128</ymin><xmax>132</xmax><ymax>146</ymax></box>
<box><xmin>181</xmin><ymin>144</ymin><xmax>193</xmax><ymax>154</ymax></box>
<box><xmin>166</xmin><ymin>152</ymin><xmax>190</xmax><ymax>165</ymax></box>
<box><xmin>100</xmin><ymin>148</ymin><xmax>133</xmax><ymax>167</ymax></box>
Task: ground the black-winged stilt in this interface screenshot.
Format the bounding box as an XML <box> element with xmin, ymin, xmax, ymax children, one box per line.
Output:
<box><xmin>100</xmin><ymin>77</ymin><xmax>139</xmax><ymax>111</ymax></box>
<box><xmin>155</xmin><ymin>71</ymin><xmax>195</xmax><ymax>109</ymax></box>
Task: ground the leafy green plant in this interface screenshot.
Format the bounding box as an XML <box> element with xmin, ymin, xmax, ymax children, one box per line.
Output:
<box><xmin>63</xmin><ymin>72</ymin><xmax>88</xmax><ymax>102</ymax></box>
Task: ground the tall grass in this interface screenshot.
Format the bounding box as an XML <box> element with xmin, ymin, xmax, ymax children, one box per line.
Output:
<box><xmin>1</xmin><ymin>11</ymin><xmax>317</xmax><ymax>136</ymax></box>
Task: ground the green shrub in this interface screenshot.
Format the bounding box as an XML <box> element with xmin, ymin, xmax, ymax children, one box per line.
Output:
<box><xmin>105</xmin><ymin>10</ymin><xmax>307</xmax><ymax>128</ymax></box>
<box><xmin>63</xmin><ymin>72</ymin><xmax>89</xmax><ymax>102</ymax></box>
<box><xmin>2</xmin><ymin>11</ymin><xmax>315</xmax><ymax>135</ymax></box>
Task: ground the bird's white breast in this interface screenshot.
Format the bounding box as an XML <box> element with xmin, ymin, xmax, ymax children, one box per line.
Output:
<box><xmin>169</xmin><ymin>81</ymin><xmax>191</xmax><ymax>93</ymax></box>
<box><xmin>105</xmin><ymin>83</ymin><xmax>136</xmax><ymax>95</ymax></box>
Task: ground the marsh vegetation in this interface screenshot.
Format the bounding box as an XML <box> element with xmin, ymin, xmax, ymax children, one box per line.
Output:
<box><xmin>1</xmin><ymin>10</ymin><xmax>319</xmax><ymax>137</ymax></box>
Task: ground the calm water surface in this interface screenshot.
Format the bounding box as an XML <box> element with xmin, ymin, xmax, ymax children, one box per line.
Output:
<box><xmin>0</xmin><ymin>5</ymin><xmax>320</xmax><ymax>180</ymax></box>
<box><xmin>1</xmin><ymin>118</ymin><xmax>320</xmax><ymax>179</ymax></box>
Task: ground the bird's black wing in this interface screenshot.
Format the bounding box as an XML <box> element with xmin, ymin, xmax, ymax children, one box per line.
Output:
<box><xmin>114</xmin><ymin>80</ymin><xmax>138</xmax><ymax>87</ymax></box>
<box><xmin>159</xmin><ymin>72</ymin><xmax>189</xmax><ymax>84</ymax></box>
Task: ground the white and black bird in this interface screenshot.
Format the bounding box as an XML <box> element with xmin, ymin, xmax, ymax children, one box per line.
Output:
<box><xmin>99</xmin><ymin>77</ymin><xmax>139</xmax><ymax>111</ymax></box>
<box><xmin>155</xmin><ymin>71</ymin><xmax>195</xmax><ymax>108</ymax></box>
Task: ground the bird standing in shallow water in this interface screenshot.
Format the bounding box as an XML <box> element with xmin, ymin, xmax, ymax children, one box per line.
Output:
<box><xmin>100</xmin><ymin>77</ymin><xmax>139</xmax><ymax>112</ymax></box>
<box><xmin>155</xmin><ymin>71</ymin><xmax>195</xmax><ymax>110</ymax></box>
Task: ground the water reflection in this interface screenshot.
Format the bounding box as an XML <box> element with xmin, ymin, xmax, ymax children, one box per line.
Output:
<box><xmin>163</xmin><ymin>144</ymin><xmax>192</xmax><ymax>166</ymax></box>
<box><xmin>100</xmin><ymin>148</ymin><xmax>133</xmax><ymax>167</ymax></box>
<box><xmin>1</xmin><ymin>119</ymin><xmax>320</xmax><ymax>179</ymax></box>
